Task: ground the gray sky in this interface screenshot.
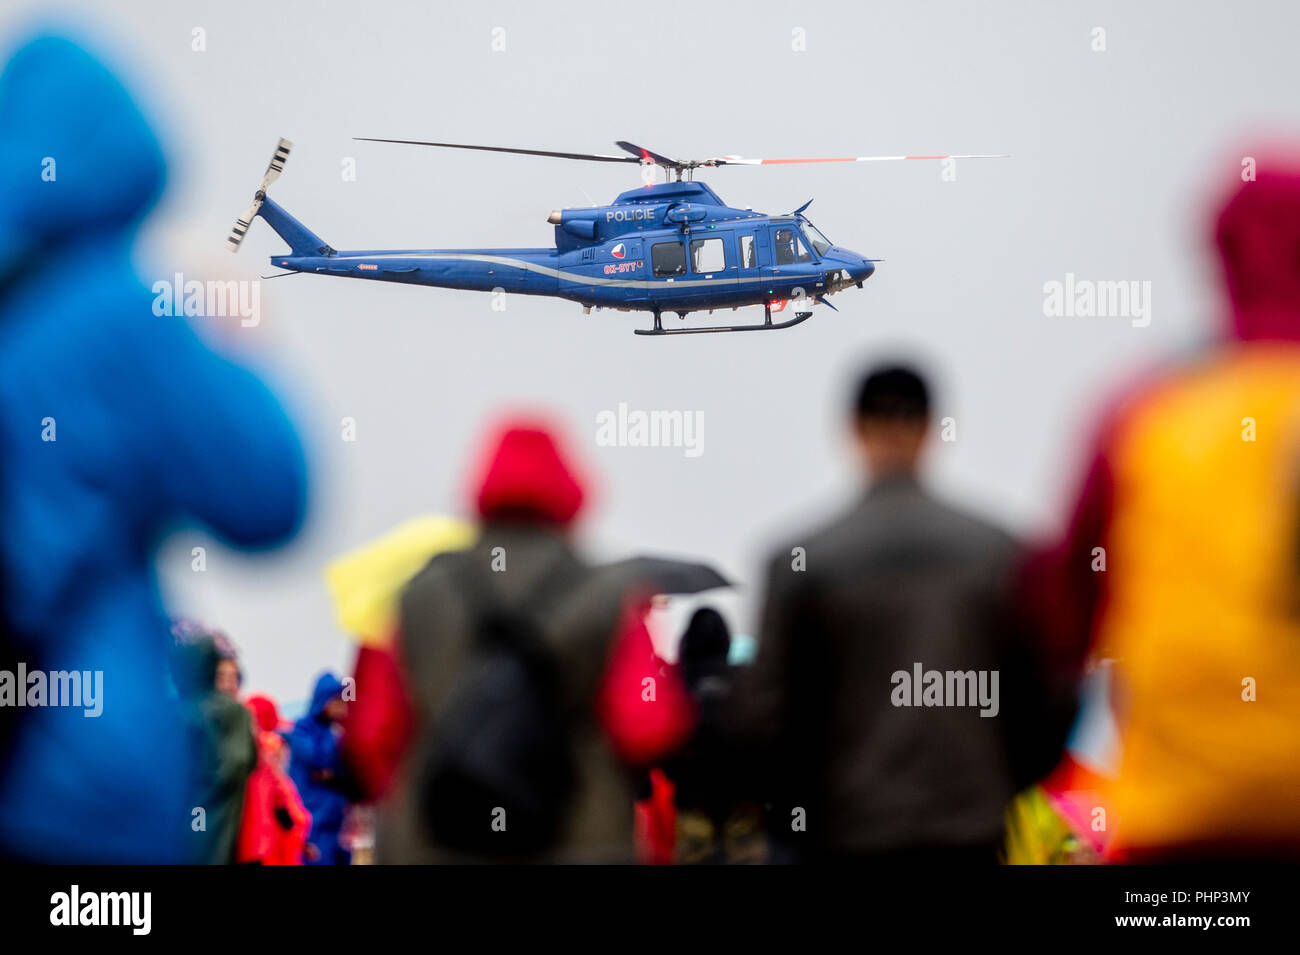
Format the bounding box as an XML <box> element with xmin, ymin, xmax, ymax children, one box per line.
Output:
<box><xmin>4</xmin><ymin>0</ymin><xmax>1296</xmax><ymax>703</ymax></box>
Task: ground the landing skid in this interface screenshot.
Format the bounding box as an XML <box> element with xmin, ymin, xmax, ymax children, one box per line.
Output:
<box><xmin>635</xmin><ymin>304</ymin><xmax>813</xmax><ymax>336</ymax></box>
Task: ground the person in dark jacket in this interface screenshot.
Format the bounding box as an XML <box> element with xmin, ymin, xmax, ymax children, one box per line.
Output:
<box><xmin>736</xmin><ymin>364</ymin><xmax>1068</xmax><ymax>863</ymax></box>
<box><xmin>378</xmin><ymin>418</ymin><xmax>695</xmax><ymax>863</ymax></box>
<box><xmin>663</xmin><ymin>607</ymin><xmax>764</xmax><ymax>864</ymax></box>
<box><xmin>288</xmin><ymin>672</ymin><xmax>353</xmax><ymax>864</ymax></box>
<box><xmin>0</xmin><ymin>33</ymin><xmax>307</xmax><ymax>862</ymax></box>
<box><xmin>170</xmin><ymin>629</ymin><xmax>258</xmax><ymax>864</ymax></box>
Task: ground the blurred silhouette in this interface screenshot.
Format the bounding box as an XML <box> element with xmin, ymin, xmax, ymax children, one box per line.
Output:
<box><xmin>1035</xmin><ymin>152</ymin><xmax>1300</xmax><ymax>861</ymax></box>
<box><xmin>0</xmin><ymin>33</ymin><xmax>307</xmax><ymax>862</ymax></box>
<box><xmin>288</xmin><ymin>672</ymin><xmax>353</xmax><ymax>865</ymax></box>
<box><xmin>375</xmin><ymin>419</ymin><xmax>695</xmax><ymax>862</ymax></box>
<box><xmin>735</xmin><ymin>365</ymin><xmax>1071</xmax><ymax>863</ymax></box>
<box><xmin>214</xmin><ymin>638</ymin><xmax>243</xmax><ymax>700</ymax></box>
<box><xmin>327</xmin><ymin>514</ymin><xmax>475</xmax><ymax>802</ymax></box>
<box><xmin>237</xmin><ymin>694</ymin><xmax>311</xmax><ymax>865</ymax></box>
<box><xmin>662</xmin><ymin>607</ymin><xmax>765</xmax><ymax>864</ymax></box>
<box><xmin>170</xmin><ymin>625</ymin><xmax>258</xmax><ymax>864</ymax></box>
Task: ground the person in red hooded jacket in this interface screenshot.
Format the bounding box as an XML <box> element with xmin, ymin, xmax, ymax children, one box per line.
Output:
<box><xmin>236</xmin><ymin>694</ymin><xmax>311</xmax><ymax>865</ymax></box>
<box><xmin>344</xmin><ymin>417</ymin><xmax>695</xmax><ymax>862</ymax></box>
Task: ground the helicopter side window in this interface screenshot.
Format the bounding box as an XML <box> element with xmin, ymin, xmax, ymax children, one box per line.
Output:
<box><xmin>774</xmin><ymin>228</ymin><xmax>796</xmax><ymax>266</ymax></box>
<box><xmin>652</xmin><ymin>241</ymin><xmax>686</xmax><ymax>277</ymax></box>
<box><xmin>795</xmin><ymin>235</ymin><xmax>811</xmax><ymax>263</ymax></box>
<box><xmin>739</xmin><ymin>234</ymin><xmax>756</xmax><ymax>269</ymax></box>
<box><xmin>690</xmin><ymin>237</ymin><xmax>725</xmax><ymax>274</ymax></box>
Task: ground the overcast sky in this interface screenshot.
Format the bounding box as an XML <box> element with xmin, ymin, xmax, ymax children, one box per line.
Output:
<box><xmin>3</xmin><ymin>0</ymin><xmax>1297</xmax><ymax>702</ymax></box>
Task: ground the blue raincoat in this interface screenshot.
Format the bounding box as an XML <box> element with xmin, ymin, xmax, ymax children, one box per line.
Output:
<box><xmin>0</xmin><ymin>34</ymin><xmax>308</xmax><ymax>861</ymax></box>
<box><xmin>288</xmin><ymin>673</ymin><xmax>351</xmax><ymax>864</ymax></box>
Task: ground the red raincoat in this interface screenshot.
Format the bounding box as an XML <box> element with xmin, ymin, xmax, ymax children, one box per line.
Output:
<box><xmin>236</xmin><ymin>695</ymin><xmax>312</xmax><ymax>865</ymax></box>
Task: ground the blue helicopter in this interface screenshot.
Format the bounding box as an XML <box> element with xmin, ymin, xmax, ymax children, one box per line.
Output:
<box><xmin>226</xmin><ymin>138</ymin><xmax>1005</xmax><ymax>335</ymax></box>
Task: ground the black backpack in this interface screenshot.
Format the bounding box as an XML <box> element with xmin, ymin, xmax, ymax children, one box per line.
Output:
<box><xmin>419</xmin><ymin>559</ymin><xmax>577</xmax><ymax>856</ymax></box>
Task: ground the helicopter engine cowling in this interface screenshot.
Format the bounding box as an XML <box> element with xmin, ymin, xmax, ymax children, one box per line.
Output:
<box><xmin>562</xmin><ymin>218</ymin><xmax>597</xmax><ymax>240</ymax></box>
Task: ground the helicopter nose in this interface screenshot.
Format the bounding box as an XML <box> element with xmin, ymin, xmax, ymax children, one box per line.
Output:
<box><xmin>837</xmin><ymin>255</ymin><xmax>873</xmax><ymax>286</ymax></box>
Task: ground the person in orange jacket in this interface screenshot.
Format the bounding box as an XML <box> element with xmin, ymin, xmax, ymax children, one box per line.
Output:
<box><xmin>1033</xmin><ymin>150</ymin><xmax>1300</xmax><ymax>861</ymax></box>
<box><xmin>237</xmin><ymin>694</ymin><xmax>311</xmax><ymax>865</ymax></box>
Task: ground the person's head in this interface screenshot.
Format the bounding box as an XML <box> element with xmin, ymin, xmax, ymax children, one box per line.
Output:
<box><xmin>169</xmin><ymin>619</ymin><xmax>237</xmax><ymax>700</ymax></box>
<box><xmin>0</xmin><ymin>34</ymin><xmax>166</xmax><ymax>285</ymax></box>
<box><xmin>214</xmin><ymin>657</ymin><xmax>241</xmax><ymax>699</ymax></box>
<box><xmin>323</xmin><ymin>696</ymin><xmax>347</xmax><ymax>723</ymax></box>
<box><xmin>470</xmin><ymin>417</ymin><xmax>586</xmax><ymax>529</ymax></box>
<box><xmin>679</xmin><ymin>607</ymin><xmax>732</xmax><ymax>668</ymax></box>
<box><xmin>168</xmin><ymin>634</ymin><xmax>219</xmax><ymax>701</ymax></box>
<box><xmin>851</xmin><ymin>364</ymin><xmax>930</xmax><ymax>481</ymax></box>
<box><xmin>1214</xmin><ymin>149</ymin><xmax>1300</xmax><ymax>342</ymax></box>
<box><xmin>309</xmin><ymin>672</ymin><xmax>347</xmax><ymax>725</ymax></box>
<box><xmin>678</xmin><ymin>607</ymin><xmax>732</xmax><ymax>694</ymax></box>
<box><xmin>245</xmin><ymin>694</ymin><xmax>280</xmax><ymax>734</ymax></box>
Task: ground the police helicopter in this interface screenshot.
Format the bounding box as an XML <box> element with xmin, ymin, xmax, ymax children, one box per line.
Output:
<box><xmin>226</xmin><ymin>137</ymin><xmax>1005</xmax><ymax>335</ymax></box>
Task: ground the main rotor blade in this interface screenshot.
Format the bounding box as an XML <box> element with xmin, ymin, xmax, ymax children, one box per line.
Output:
<box><xmin>710</xmin><ymin>153</ymin><xmax>1009</xmax><ymax>166</ymax></box>
<box><xmin>353</xmin><ymin>138</ymin><xmax>639</xmax><ymax>164</ymax></box>
<box><xmin>614</xmin><ymin>141</ymin><xmax>683</xmax><ymax>168</ymax></box>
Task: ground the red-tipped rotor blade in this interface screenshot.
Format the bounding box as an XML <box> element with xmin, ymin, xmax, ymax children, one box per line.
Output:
<box><xmin>711</xmin><ymin>153</ymin><xmax>1009</xmax><ymax>166</ymax></box>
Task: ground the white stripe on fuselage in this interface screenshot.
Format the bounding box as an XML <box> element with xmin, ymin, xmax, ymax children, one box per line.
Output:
<box><xmin>329</xmin><ymin>252</ymin><xmax>815</xmax><ymax>290</ymax></box>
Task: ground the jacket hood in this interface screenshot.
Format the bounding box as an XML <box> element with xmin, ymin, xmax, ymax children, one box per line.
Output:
<box><xmin>307</xmin><ymin>672</ymin><xmax>344</xmax><ymax>719</ymax></box>
<box><xmin>169</xmin><ymin>636</ymin><xmax>220</xmax><ymax>699</ymax></box>
<box><xmin>245</xmin><ymin>694</ymin><xmax>280</xmax><ymax>733</ymax></box>
<box><xmin>0</xmin><ymin>32</ymin><xmax>165</xmax><ymax>267</ymax></box>
<box><xmin>470</xmin><ymin>420</ymin><xmax>586</xmax><ymax>526</ymax></box>
<box><xmin>1214</xmin><ymin>150</ymin><xmax>1300</xmax><ymax>342</ymax></box>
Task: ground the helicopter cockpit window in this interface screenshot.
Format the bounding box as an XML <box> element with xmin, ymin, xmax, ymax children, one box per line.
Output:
<box><xmin>774</xmin><ymin>228</ymin><xmax>797</xmax><ymax>265</ymax></box>
<box><xmin>690</xmin><ymin>237</ymin><xmax>725</xmax><ymax>274</ymax></box>
<box><xmin>774</xmin><ymin>228</ymin><xmax>811</xmax><ymax>265</ymax></box>
<box><xmin>802</xmin><ymin>221</ymin><xmax>832</xmax><ymax>257</ymax></box>
<box><xmin>652</xmin><ymin>241</ymin><xmax>686</xmax><ymax>277</ymax></box>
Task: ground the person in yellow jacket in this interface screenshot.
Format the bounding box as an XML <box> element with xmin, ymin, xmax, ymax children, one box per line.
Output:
<box><xmin>1038</xmin><ymin>152</ymin><xmax>1300</xmax><ymax>861</ymax></box>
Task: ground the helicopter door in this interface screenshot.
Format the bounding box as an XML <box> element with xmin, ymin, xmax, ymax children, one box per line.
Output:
<box><xmin>753</xmin><ymin>228</ymin><xmax>771</xmax><ymax>268</ymax></box>
<box><xmin>768</xmin><ymin>225</ymin><xmax>814</xmax><ymax>302</ymax></box>
<box><xmin>733</xmin><ymin>231</ymin><xmax>762</xmax><ymax>299</ymax></box>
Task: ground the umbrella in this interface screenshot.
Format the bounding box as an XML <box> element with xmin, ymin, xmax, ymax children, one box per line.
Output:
<box><xmin>324</xmin><ymin>514</ymin><xmax>476</xmax><ymax>647</ymax></box>
<box><xmin>603</xmin><ymin>555</ymin><xmax>733</xmax><ymax>596</ymax></box>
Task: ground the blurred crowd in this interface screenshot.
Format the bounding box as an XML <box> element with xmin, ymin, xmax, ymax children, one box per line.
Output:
<box><xmin>2</xmin><ymin>31</ymin><xmax>1299</xmax><ymax>865</ymax></box>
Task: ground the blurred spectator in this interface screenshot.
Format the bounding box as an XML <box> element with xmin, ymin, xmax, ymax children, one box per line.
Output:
<box><xmin>331</xmin><ymin>515</ymin><xmax>474</xmax><ymax>800</ymax></box>
<box><xmin>662</xmin><ymin>607</ymin><xmax>764</xmax><ymax>864</ymax></box>
<box><xmin>170</xmin><ymin>628</ymin><xmax>258</xmax><ymax>864</ymax></box>
<box><xmin>371</xmin><ymin>419</ymin><xmax>694</xmax><ymax>862</ymax></box>
<box><xmin>213</xmin><ymin>636</ymin><xmax>243</xmax><ymax>699</ymax></box>
<box><xmin>0</xmin><ymin>34</ymin><xmax>307</xmax><ymax>862</ymax></box>
<box><xmin>237</xmin><ymin>694</ymin><xmax>311</xmax><ymax>865</ymax></box>
<box><xmin>735</xmin><ymin>365</ymin><xmax>1070</xmax><ymax>863</ymax></box>
<box><xmin>1034</xmin><ymin>153</ymin><xmax>1300</xmax><ymax>861</ymax></box>
<box><xmin>288</xmin><ymin>672</ymin><xmax>354</xmax><ymax>864</ymax></box>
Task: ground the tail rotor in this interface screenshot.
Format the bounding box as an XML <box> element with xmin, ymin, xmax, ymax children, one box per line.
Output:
<box><xmin>225</xmin><ymin>137</ymin><xmax>293</xmax><ymax>252</ymax></box>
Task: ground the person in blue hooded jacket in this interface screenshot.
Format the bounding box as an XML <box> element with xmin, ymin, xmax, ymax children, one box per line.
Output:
<box><xmin>288</xmin><ymin>673</ymin><xmax>353</xmax><ymax>864</ymax></box>
<box><xmin>0</xmin><ymin>33</ymin><xmax>308</xmax><ymax>862</ymax></box>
